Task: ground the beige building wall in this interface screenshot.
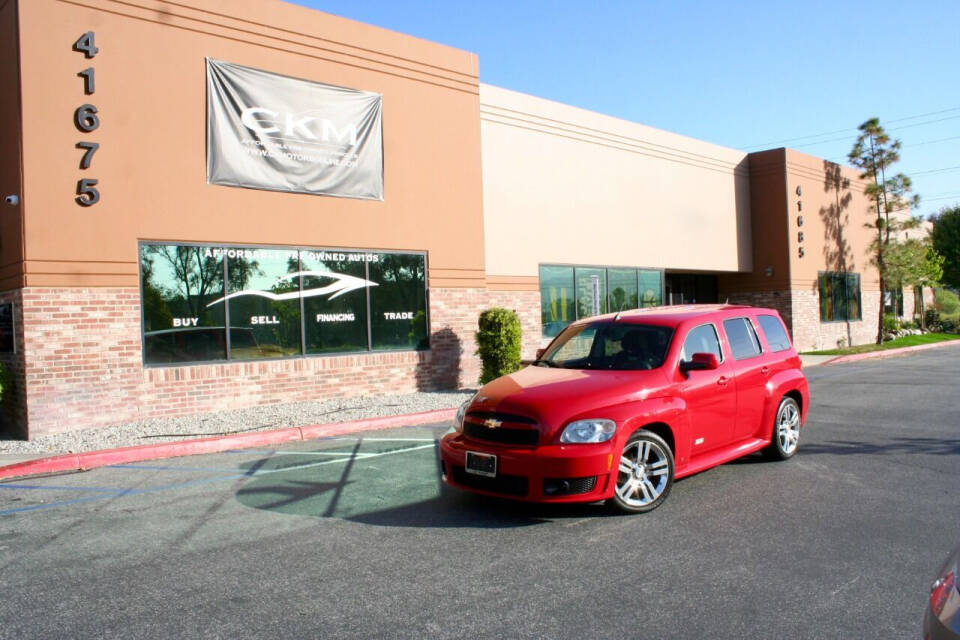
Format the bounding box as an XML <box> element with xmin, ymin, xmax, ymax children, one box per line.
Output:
<box><xmin>480</xmin><ymin>84</ymin><xmax>752</xmax><ymax>283</ymax></box>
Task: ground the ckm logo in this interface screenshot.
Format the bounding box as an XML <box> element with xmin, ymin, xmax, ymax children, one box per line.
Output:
<box><xmin>240</xmin><ymin>108</ymin><xmax>359</xmax><ymax>146</ymax></box>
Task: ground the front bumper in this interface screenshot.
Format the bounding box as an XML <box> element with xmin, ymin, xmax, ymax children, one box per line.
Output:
<box><xmin>439</xmin><ymin>432</ymin><xmax>616</xmax><ymax>503</ymax></box>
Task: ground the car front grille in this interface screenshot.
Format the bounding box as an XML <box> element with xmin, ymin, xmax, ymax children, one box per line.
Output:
<box><xmin>451</xmin><ymin>466</ymin><xmax>529</xmax><ymax>497</ymax></box>
<box><xmin>463</xmin><ymin>411</ymin><xmax>540</xmax><ymax>446</ymax></box>
<box><xmin>463</xmin><ymin>422</ymin><xmax>539</xmax><ymax>445</ymax></box>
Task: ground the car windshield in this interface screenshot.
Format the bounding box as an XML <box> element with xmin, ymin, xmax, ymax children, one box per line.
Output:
<box><xmin>539</xmin><ymin>322</ymin><xmax>673</xmax><ymax>370</ymax></box>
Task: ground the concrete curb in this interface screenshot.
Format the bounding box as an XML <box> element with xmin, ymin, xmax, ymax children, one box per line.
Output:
<box><xmin>819</xmin><ymin>338</ymin><xmax>960</xmax><ymax>366</ymax></box>
<box><xmin>0</xmin><ymin>408</ymin><xmax>456</xmax><ymax>481</ymax></box>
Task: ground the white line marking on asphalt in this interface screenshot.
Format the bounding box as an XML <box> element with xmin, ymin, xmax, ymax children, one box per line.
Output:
<box><xmin>250</xmin><ymin>444</ymin><xmax>436</xmax><ymax>476</ymax></box>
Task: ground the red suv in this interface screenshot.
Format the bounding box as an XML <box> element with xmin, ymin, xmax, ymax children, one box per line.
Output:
<box><xmin>440</xmin><ymin>305</ymin><xmax>809</xmax><ymax>513</ymax></box>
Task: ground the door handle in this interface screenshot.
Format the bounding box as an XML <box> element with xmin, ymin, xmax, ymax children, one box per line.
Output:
<box><xmin>760</xmin><ymin>366</ymin><xmax>770</xmax><ymax>375</ymax></box>
<box><xmin>717</xmin><ymin>376</ymin><xmax>729</xmax><ymax>386</ymax></box>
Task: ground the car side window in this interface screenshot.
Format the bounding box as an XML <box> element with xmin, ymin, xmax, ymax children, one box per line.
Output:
<box><xmin>680</xmin><ymin>324</ymin><xmax>723</xmax><ymax>363</ymax></box>
<box><xmin>723</xmin><ymin>317</ymin><xmax>762</xmax><ymax>360</ymax></box>
<box><xmin>757</xmin><ymin>314</ymin><xmax>791</xmax><ymax>352</ymax></box>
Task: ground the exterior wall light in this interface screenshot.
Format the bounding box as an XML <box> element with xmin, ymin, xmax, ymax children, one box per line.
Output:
<box><xmin>4</xmin><ymin>195</ymin><xmax>18</xmax><ymax>206</ymax></box>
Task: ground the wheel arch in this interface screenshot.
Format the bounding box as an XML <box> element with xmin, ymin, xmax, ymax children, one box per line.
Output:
<box><xmin>629</xmin><ymin>421</ymin><xmax>675</xmax><ymax>456</ymax></box>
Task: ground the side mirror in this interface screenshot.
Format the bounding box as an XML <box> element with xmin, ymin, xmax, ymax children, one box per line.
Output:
<box><xmin>535</xmin><ymin>348</ymin><xmax>545</xmax><ymax>359</ymax></box>
<box><xmin>680</xmin><ymin>352</ymin><xmax>719</xmax><ymax>374</ymax></box>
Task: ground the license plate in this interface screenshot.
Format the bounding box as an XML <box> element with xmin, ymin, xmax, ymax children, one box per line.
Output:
<box><xmin>465</xmin><ymin>451</ymin><xmax>497</xmax><ymax>477</ymax></box>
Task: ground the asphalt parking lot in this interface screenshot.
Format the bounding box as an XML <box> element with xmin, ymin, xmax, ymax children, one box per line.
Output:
<box><xmin>1</xmin><ymin>348</ymin><xmax>959</xmax><ymax>639</ymax></box>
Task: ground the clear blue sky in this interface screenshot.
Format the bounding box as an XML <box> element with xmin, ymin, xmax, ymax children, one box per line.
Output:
<box><xmin>295</xmin><ymin>0</ymin><xmax>960</xmax><ymax>216</ymax></box>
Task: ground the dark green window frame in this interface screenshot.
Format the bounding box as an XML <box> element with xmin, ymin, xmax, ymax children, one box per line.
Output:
<box><xmin>818</xmin><ymin>271</ymin><xmax>862</xmax><ymax>322</ymax></box>
<box><xmin>539</xmin><ymin>264</ymin><xmax>664</xmax><ymax>337</ymax></box>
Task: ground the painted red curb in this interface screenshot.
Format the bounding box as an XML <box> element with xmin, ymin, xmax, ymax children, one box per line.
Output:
<box><xmin>825</xmin><ymin>338</ymin><xmax>960</xmax><ymax>365</ymax></box>
<box><xmin>0</xmin><ymin>407</ymin><xmax>456</xmax><ymax>481</ymax></box>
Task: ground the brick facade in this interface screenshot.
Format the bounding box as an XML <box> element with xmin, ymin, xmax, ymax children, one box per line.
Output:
<box><xmin>12</xmin><ymin>286</ymin><xmax>499</xmax><ymax>438</ymax></box>
<box><xmin>717</xmin><ymin>287</ymin><xmax>887</xmax><ymax>352</ymax></box>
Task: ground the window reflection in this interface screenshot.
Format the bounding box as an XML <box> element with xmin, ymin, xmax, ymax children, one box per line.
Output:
<box><xmin>140</xmin><ymin>245</ymin><xmax>225</xmax><ymax>364</ymax></box>
<box><xmin>369</xmin><ymin>254</ymin><xmax>428</xmax><ymax>351</ymax></box>
<box><xmin>224</xmin><ymin>248</ymin><xmax>302</xmax><ymax>359</ymax></box>
<box><xmin>540</xmin><ymin>265</ymin><xmax>575</xmax><ymax>338</ymax></box>
<box><xmin>301</xmin><ymin>250</ymin><xmax>370</xmax><ymax>354</ymax></box>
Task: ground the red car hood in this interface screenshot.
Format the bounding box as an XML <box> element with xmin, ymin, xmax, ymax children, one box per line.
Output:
<box><xmin>469</xmin><ymin>365</ymin><xmax>668</xmax><ymax>436</ymax></box>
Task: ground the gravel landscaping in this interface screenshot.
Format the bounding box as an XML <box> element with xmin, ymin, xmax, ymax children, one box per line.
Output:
<box><xmin>0</xmin><ymin>391</ymin><xmax>473</xmax><ymax>456</ymax></box>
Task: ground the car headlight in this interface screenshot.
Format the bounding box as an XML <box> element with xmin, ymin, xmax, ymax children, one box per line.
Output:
<box><xmin>560</xmin><ymin>419</ymin><xmax>616</xmax><ymax>444</ymax></box>
<box><xmin>454</xmin><ymin>397</ymin><xmax>473</xmax><ymax>432</ymax></box>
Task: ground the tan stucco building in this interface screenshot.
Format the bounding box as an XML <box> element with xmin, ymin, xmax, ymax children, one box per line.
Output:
<box><xmin>0</xmin><ymin>0</ymin><xmax>921</xmax><ymax>438</ymax></box>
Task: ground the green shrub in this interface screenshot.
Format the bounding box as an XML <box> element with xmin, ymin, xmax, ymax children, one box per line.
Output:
<box><xmin>901</xmin><ymin>319</ymin><xmax>918</xmax><ymax>331</ymax></box>
<box><xmin>935</xmin><ymin>289</ymin><xmax>960</xmax><ymax>316</ymax></box>
<box><xmin>926</xmin><ymin>308</ymin><xmax>941</xmax><ymax>330</ymax></box>
<box><xmin>883</xmin><ymin>314</ymin><xmax>900</xmax><ymax>333</ymax></box>
<box><xmin>475</xmin><ymin>308</ymin><xmax>522</xmax><ymax>384</ymax></box>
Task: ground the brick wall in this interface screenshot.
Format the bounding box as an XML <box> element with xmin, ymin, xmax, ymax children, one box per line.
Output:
<box><xmin>790</xmin><ymin>289</ymin><xmax>881</xmax><ymax>352</ymax></box>
<box><xmin>15</xmin><ymin>286</ymin><xmax>494</xmax><ymax>438</ymax></box>
<box><xmin>716</xmin><ymin>289</ymin><xmax>793</xmax><ymax>334</ymax></box>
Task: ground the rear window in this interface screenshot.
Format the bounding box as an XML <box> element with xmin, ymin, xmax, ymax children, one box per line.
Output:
<box><xmin>722</xmin><ymin>317</ymin><xmax>762</xmax><ymax>360</ymax></box>
<box><xmin>757</xmin><ymin>314</ymin><xmax>792</xmax><ymax>352</ymax></box>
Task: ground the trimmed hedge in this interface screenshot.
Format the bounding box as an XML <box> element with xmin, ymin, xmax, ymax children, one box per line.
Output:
<box><xmin>475</xmin><ymin>308</ymin><xmax>522</xmax><ymax>384</ymax></box>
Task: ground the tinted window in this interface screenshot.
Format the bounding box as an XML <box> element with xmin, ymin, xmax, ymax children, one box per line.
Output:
<box><xmin>301</xmin><ymin>250</ymin><xmax>370</xmax><ymax>354</ymax></box>
<box><xmin>757</xmin><ymin>314</ymin><xmax>791</xmax><ymax>352</ymax></box>
<box><xmin>607</xmin><ymin>268</ymin><xmax>638</xmax><ymax>314</ymax></box>
<box><xmin>819</xmin><ymin>272</ymin><xmax>862</xmax><ymax>321</ymax></box>
<box><xmin>681</xmin><ymin>324</ymin><xmax>722</xmax><ymax>362</ymax></box>
<box><xmin>540</xmin><ymin>265</ymin><xmax>575</xmax><ymax>338</ymax></box>
<box><xmin>140</xmin><ymin>244</ymin><xmax>225</xmax><ymax>364</ymax></box>
<box><xmin>226</xmin><ymin>248</ymin><xmax>302</xmax><ymax>359</ymax></box>
<box><xmin>723</xmin><ymin>317</ymin><xmax>762</xmax><ymax>360</ymax></box>
<box><xmin>369</xmin><ymin>254</ymin><xmax>428</xmax><ymax>351</ymax></box>
<box><xmin>639</xmin><ymin>270</ymin><xmax>663</xmax><ymax>307</ymax></box>
<box><xmin>575</xmin><ymin>267</ymin><xmax>607</xmax><ymax>318</ymax></box>
<box><xmin>543</xmin><ymin>323</ymin><xmax>673</xmax><ymax>370</ymax></box>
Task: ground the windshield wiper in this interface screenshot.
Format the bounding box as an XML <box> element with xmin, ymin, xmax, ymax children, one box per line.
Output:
<box><xmin>531</xmin><ymin>359</ymin><xmax>558</xmax><ymax>368</ymax></box>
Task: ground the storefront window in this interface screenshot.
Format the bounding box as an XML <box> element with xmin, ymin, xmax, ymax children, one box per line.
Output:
<box><xmin>225</xmin><ymin>248</ymin><xmax>302</xmax><ymax>359</ymax></box>
<box><xmin>639</xmin><ymin>270</ymin><xmax>663</xmax><ymax>307</ymax></box>
<box><xmin>369</xmin><ymin>254</ymin><xmax>428</xmax><ymax>351</ymax></box>
<box><xmin>301</xmin><ymin>250</ymin><xmax>369</xmax><ymax>354</ymax></box>
<box><xmin>575</xmin><ymin>267</ymin><xmax>607</xmax><ymax>319</ymax></box>
<box><xmin>539</xmin><ymin>265</ymin><xmax>575</xmax><ymax>338</ymax></box>
<box><xmin>607</xmin><ymin>268</ymin><xmax>638</xmax><ymax>313</ymax></box>
<box><xmin>539</xmin><ymin>264</ymin><xmax>664</xmax><ymax>337</ymax></box>
<box><xmin>139</xmin><ymin>243</ymin><xmax>428</xmax><ymax>365</ymax></box>
<box><xmin>140</xmin><ymin>245</ymin><xmax>225</xmax><ymax>364</ymax></box>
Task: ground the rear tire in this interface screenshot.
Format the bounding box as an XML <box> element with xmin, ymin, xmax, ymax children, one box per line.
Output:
<box><xmin>609</xmin><ymin>430</ymin><xmax>674</xmax><ymax>514</ymax></box>
<box><xmin>765</xmin><ymin>396</ymin><xmax>801</xmax><ymax>460</ymax></box>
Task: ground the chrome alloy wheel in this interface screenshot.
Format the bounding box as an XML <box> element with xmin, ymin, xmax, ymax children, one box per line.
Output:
<box><xmin>776</xmin><ymin>398</ymin><xmax>801</xmax><ymax>455</ymax></box>
<box><xmin>616</xmin><ymin>439</ymin><xmax>670</xmax><ymax>507</ymax></box>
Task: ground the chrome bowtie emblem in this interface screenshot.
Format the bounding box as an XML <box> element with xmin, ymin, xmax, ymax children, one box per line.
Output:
<box><xmin>483</xmin><ymin>418</ymin><xmax>502</xmax><ymax>429</ymax></box>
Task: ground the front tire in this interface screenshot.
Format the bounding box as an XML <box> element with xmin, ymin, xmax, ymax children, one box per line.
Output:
<box><xmin>609</xmin><ymin>430</ymin><xmax>674</xmax><ymax>514</ymax></box>
<box><xmin>766</xmin><ymin>396</ymin><xmax>801</xmax><ymax>460</ymax></box>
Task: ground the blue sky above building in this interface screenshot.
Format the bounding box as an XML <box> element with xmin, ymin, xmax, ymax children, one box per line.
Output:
<box><xmin>296</xmin><ymin>0</ymin><xmax>960</xmax><ymax>215</ymax></box>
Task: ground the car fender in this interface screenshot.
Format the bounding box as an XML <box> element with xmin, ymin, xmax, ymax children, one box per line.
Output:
<box><xmin>609</xmin><ymin>395</ymin><xmax>690</xmax><ymax>465</ymax></box>
<box><xmin>761</xmin><ymin>368</ymin><xmax>810</xmax><ymax>438</ymax></box>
